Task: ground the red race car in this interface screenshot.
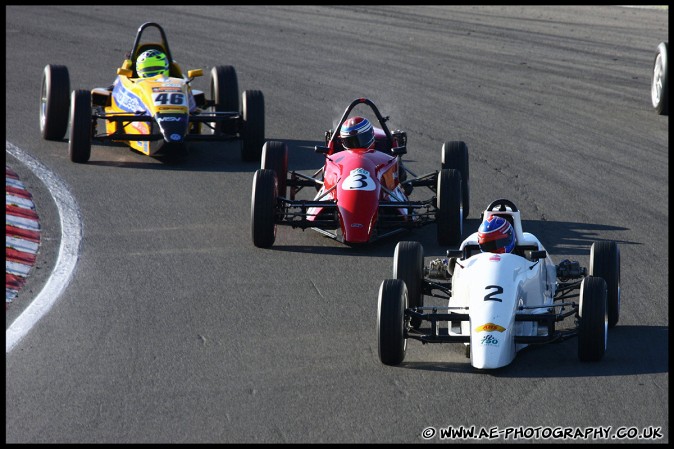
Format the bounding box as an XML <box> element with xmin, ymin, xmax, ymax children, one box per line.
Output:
<box><xmin>251</xmin><ymin>98</ymin><xmax>469</xmax><ymax>248</ymax></box>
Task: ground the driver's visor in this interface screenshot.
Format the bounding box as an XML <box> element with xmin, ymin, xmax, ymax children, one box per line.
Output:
<box><xmin>139</xmin><ymin>66</ymin><xmax>167</xmax><ymax>77</ymax></box>
<box><xmin>479</xmin><ymin>237</ymin><xmax>511</xmax><ymax>253</ymax></box>
<box><xmin>341</xmin><ymin>132</ymin><xmax>374</xmax><ymax>149</ymax></box>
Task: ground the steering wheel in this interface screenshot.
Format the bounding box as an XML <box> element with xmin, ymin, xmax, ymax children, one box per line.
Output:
<box><xmin>486</xmin><ymin>199</ymin><xmax>518</xmax><ymax>212</ymax></box>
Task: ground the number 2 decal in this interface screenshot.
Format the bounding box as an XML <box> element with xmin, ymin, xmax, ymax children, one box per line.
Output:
<box><xmin>484</xmin><ymin>285</ymin><xmax>503</xmax><ymax>302</ymax></box>
<box><xmin>153</xmin><ymin>93</ymin><xmax>186</xmax><ymax>106</ymax></box>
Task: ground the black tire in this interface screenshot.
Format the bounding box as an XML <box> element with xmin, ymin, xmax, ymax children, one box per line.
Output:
<box><xmin>578</xmin><ymin>276</ymin><xmax>608</xmax><ymax>362</ymax></box>
<box><xmin>251</xmin><ymin>169</ymin><xmax>277</xmax><ymax>248</ymax></box>
<box><xmin>261</xmin><ymin>141</ymin><xmax>288</xmax><ymax>198</ymax></box>
<box><xmin>589</xmin><ymin>241</ymin><xmax>621</xmax><ymax>328</ymax></box>
<box><xmin>240</xmin><ymin>90</ymin><xmax>265</xmax><ymax>162</ymax></box>
<box><xmin>441</xmin><ymin>141</ymin><xmax>470</xmax><ymax>218</ymax></box>
<box><xmin>377</xmin><ymin>279</ymin><xmax>408</xmax><ymax>366</ymax></box>
<box><xmin>393</xmin><ymin>241</ymin><xmax>424</xmax><ymax>329</ymax></box>
<box><xmin>40</xmin><ymin>64</ymin><xmax>70</xmax><ymax>140</ymax></box>
<box><xmin>436</xmin><ymin>168</ymin><xmax>463</xmax><ymax>246</ymax></box>
<box><xmin>68</xmin><ymin>89</ymin><xmax>92</xmax><ymax>163</ymax></box>
<box><xmin>210</xmin><ymin>65</ymin><xmax>239</xmax><ymax>134</ymax></box>
<box><xmin>652</xmin><ymin>42</ymin><xmax>668</xmax><ymax>115</ymax></box>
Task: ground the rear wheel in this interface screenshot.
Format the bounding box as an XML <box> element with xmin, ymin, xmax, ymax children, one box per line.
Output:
<box><xmin>241</xmin><ymin>90</ymin><xmax>265</xmax><ymax>162</ymax></box>
<box><xmin>441</xmin><ymin>141</ymin><xmax>470</xmax><ymax>217</ymax></box>
<box><xmin>393</xmin><ymin>241</ymin><xmax>424</xmax><ymax>329</ymax></box>
<box><xmin>261</xmin><ymin>141</ymin><xmax>288</xmax><ymax>198</ymax></box>
<box><xmin>40</xmin><ymin>64</ymin><xmax>70</xmax><ymax>140</ymax></box>
<box><xmin>436</xmin><ymin>168</ymin><xmax>463</xmax><ymax>246</ymax></box>
<box><xmin>589</xmin><ymin>241</ymin><xmax>620</xmax><ymax>328</ymax></box>
<box><xmin>652</xmin><ymin>42</ymin><xmax>668</xmax><ymax>115</ymax></box>
<box><xmin>578</xmin><ymin>276</ymin><xmax>608</xmax><ymax>362</ymax></box>
<box><xmin>68</xmin><ymin>89</ymin><xmax>92</xmax><ymax>163</ymax></box>
<box><xmin>377</xmin><ymin>279</ymin><xmax>408</xmax><ymax>366</ymax></box>
<box><xmin>210</xmin><ymin>65</ymin><xmax>239</xmax><ymax>134</ymax></box>
<box><xmin>251</xmin><ymin>169</ymin><xmax>277</xmax><ymax>248</ymax></box>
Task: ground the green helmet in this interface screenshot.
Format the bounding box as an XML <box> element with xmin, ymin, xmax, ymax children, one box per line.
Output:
<box><xmin>136</xmin><ymin>49</ymin><xmax>169</xmax><ymax>78</ymax></box>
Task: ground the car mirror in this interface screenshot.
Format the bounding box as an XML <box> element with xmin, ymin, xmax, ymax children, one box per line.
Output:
<box><xmin>117</xmin><ymin>68</ymin><xmax>133</xmax><ymax>77</ymax></box>
<box><xmin>446</xmin><ymin>249</ymin><xmax>462</xmax><ymax>258</ymax></box>
<box><xmin>315</xmin><ymin>145</ymin><xmax>330</xmax><ymax>154</ymax></box>
<box><xmin>392</xmin><ymin>146</ymin><xmax>407</xmax><ymax>156</ymax></box>
<box><xmin>187</xmin><ymin>69</ymin><xmax>203</xmax><ymax>78</ymax></box>
<box><xmin>531</xmin><ymin>250</ymin><xmax>547</xmax><ymax>260</ymax></box>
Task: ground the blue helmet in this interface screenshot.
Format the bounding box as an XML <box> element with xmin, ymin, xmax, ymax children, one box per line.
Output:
<box><xmin>478</xmin><ymin>215</ymin><xmax>515</xmax><ymax>253</ymax></box>
<box><xmin>340</xmin><ymin>116</ymin><xmax>375</xmax><ymax>149</ymax></box>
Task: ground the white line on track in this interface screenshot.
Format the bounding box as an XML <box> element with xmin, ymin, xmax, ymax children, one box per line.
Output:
<box><xmin>6</xmin><ymin>141</ymin><xmax>82</xmax><ymax>353</ymax></box>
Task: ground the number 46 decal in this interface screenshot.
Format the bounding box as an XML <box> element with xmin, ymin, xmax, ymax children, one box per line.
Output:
<box><xmin>484</xmin><ymin>285</ymin><xmax>503</xmax><ymax>302</ymax></box>
<box><xmin>153</xmin><ymin>92</ymin><xmax>186</xmax><ymax>106</ymax></box>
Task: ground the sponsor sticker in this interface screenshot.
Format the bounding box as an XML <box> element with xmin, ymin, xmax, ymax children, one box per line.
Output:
<box><xmin>480</xmin><ymin>334</ymin><xmax>499</xmax><ymax>346</ymax></box>
<box><xmin>475</xmin><ymin>323</ymin><xmax>506</xmax><ymax>333</ymax></box>
<box><xmin>489</xmin><ymin>254</ymin><xmax>501</xmax><ymax>262</ymax></box>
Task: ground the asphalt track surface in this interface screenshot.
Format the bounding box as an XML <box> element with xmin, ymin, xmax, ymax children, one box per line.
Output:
<box><xmin>5</xmin><ymin>5</ymin><xmax>668</xmax><ymax>443</ymax></box>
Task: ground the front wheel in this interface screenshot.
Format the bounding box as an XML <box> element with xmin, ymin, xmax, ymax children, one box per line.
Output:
<box><xmin>578</xmin><ymin>276</ymin><xmax>608</xmax><ymax>362</ymax></box>
<box><xmin>68</xmin><ymin>89</ymin><xmax>92</xmax><ymax>163</ymax></box>
<box><xmin>441</xmin><ymin>141</ymin><xmax>470</xmax><ymax>217</ymax></box>
<box><xmin>589</xmin><ymin>241</ymin><xmax>620</xmax><ymax>328</ymax></box>
<box><xmin>377</xmin><ymin>279</ymin><xmax>408</xmax><ymax>366</ymax></box>
<box><xmin>40</xmin><ymin>64</ymin><xmax>70</xmax><ymax>140</ymax></box>
<box><xmin>251</xmin><ymin>169</ymin><xmax>277</xmax><ymax>248</ymax></box>
<box><xmin>436</xmin><ymin>168</ymin><xmax>463</xmax><ymax>246</ymax></box>
<box><xmin>651</xmin><ymin>42</ymin><xmax>668</xmax><ymax>115</ymax></box>
<box><xmin>261</xmin><ymin>141</ymin><xmax>288</xmax><ymax>198</ymax></box>
<box><xmin>393</xmin><ymin>241</ymin><xmax>424</xmax><ymax>329</ymax></box>
<box><xmin>241</xmin><ymin>90</ymin><xmax>265</xmax><ymax>162</ymax></box>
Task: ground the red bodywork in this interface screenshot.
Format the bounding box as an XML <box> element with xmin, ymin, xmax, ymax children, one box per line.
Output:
<box><xmin>308</xmin><ymin>127</ymin><xmax>405</xmax><ymax>243</ymax></box>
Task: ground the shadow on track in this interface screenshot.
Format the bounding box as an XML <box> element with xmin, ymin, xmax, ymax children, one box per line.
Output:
<box><xmin>398</xmin><ymin>325</ymin><xmax>668</xmax><ymax>378</ymax></box>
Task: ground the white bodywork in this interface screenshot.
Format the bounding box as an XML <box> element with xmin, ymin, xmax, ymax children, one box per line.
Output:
<box><xmin>449</xmin><ymin>207</ymin><xmax>558</xmax><ymax>369</ymax></box>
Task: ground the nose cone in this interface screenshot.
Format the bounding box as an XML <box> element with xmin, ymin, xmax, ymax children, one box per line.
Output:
<box><xmin>338</xmin><ymin>167</ymin><xmax>380</xmax><ymax>243</ymax></box>
<box><xmin>156</xmin><ymin>113</ymin><xmax>188</xmax><ymax>143</ymax></box>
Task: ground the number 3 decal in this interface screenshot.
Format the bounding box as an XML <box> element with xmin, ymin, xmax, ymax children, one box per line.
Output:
<box><xmin>342</xmin><ymin>168</ymin><xmax>376</xmax><ymax>191</ymax></box>
<box><xmin>484</xmin><ymin>285</ymin><xmax>503</xmax><ymax>302</ymax></box>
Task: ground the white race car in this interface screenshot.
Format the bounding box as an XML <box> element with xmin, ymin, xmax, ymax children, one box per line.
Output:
<box><xmin>377</xmin><ymin>199</ymin><xmax>621</xmax><ymax>369</ymax></box>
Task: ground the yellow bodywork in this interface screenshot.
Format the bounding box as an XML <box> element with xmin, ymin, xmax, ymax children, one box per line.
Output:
<box><xmin>105</xmin><ymin>69</ymin><xmax>192</xmax><ymax>155</ymax></box>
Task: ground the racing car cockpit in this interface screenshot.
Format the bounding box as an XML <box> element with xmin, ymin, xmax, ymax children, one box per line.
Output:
<box><xmin>116</xmin><ymin>22</ymin><xmax>188</xmax><ymax>80</ymax></box>
<box><xmin>316</xmin><ymin>98</ymin><xmax>408</xmax><ymax>158</ymax></box>
<box><xmin>457</xmin><ymin>199</ymin><xmax>544</xmax><ymax>261</ymax></box>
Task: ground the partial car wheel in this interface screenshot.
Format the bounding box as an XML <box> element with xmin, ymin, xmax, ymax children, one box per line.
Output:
<box><xmin>441</xmin><ymin>141</ymin><xmax>470</xmax><ymax>218</ymax></box>
<box><xmin>436</xmin><ymin>168</ymin><xmax>463</xmax><ymax>246</ymax></box>
<box><xmin>393</xmin><ymin>241</ymin><xmax>424</xmax><ymax>329</ymax></box>
<box><xmin>68</xmin><ymin>89</ymin><xmax>92</xmax><ymax>163</ymax></box>
<box><xmin>241</xmin><ymin>90</ymin><xmax>265</xmax><ymax>162</ymax></box>
<box><xmin>578</xmin><ymin>276</ymin><xmax>608</xmax><ymax>362</ymax></box>
<box><xmin>251</xmin><ymin>169</ymin><xmax>277</xmax><ymax>248</ymax></box>
<box><xmin>377</xmin><ymin>279</ymin><xmax>408</xmax><ymax>366</ymax></box>
<box><xmin>589</xmin><ymin>241</ymin><xmax>620</xmax><ymax>328</ymax></box>
<box><xmin>651</xmin><ymin>42</ymin><xmax>668</xmax><ymax>115</ymax></box>
<box><xmin>40</xmin><ymin>64</ymin><xmax>70</xmax><ymax>141</ymax></box>
<box><xmin>210</xmin><ymin>65</ymin><xmax>239</xmax><ymax>134</ymax></box>
<box><xmin>261</xmin><ymin>141</ymin><xmax>288</xmax><ymax>198</ymax></box>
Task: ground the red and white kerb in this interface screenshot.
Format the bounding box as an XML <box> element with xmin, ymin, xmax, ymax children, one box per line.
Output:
<box><xmin>6</xmin><ymin>167</ymin><xmax>41</xmax><ymax>308</ymax></box>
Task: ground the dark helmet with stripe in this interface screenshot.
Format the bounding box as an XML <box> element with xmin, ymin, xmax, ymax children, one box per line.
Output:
<box><xmin>340</xmin><ymin>116</ymin><xmax>375</xmax><ymax>149</ymax></box>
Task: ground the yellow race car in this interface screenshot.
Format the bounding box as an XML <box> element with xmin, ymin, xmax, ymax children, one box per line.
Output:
<box><xmin>39</xmin><ymin>22</ymin><xmax>264</xmax><ymax>163</ymax></box>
